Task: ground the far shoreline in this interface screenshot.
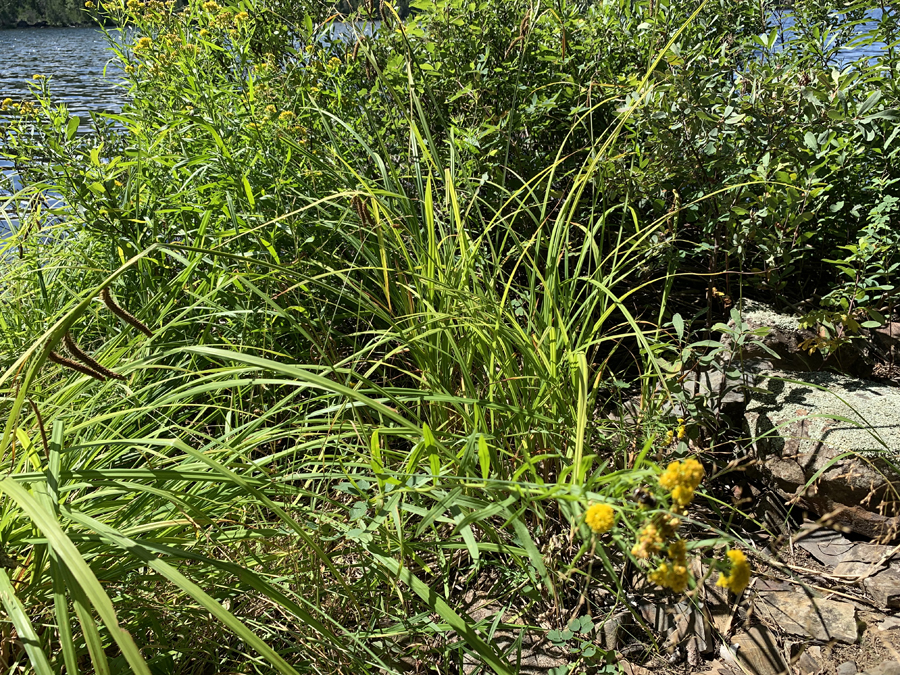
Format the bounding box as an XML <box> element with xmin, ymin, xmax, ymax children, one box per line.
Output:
<box><xmin>0</xmin><ymin>21</ymin><xmax>111</xmax><ymax>29</ymax></box>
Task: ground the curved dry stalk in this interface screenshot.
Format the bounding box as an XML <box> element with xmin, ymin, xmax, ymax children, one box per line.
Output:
<box><xmin>63</xmin><ymin>333</ymin><xmax>125</xmax><ymax>381</ymax></box>
<box><xmin>47</xmin><ymin>351</ymin><xmax>106</xmax><ymax>382</ymax></box>
<box><xmin>100</xmin><ymin>288</ymin><xmax>153</xmax><ymax>337</ymax></box>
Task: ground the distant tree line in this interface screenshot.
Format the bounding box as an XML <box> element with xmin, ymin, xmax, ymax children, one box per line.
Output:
<box><xmin>0</xmin><ymin>0</ymin><xmax>411</xmax><ymax>28</ymax></box>
<box><xmin>0</xmin><ymin>0</ymin><xmax>92</xmax><ymax>27</ymax></box>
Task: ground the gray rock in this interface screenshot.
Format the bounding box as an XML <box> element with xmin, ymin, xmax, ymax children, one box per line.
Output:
<box><xmin>755</xmin><ymin>590</ymin><xmax>858</xmax><ymax>643</ymax></box>
<box><xmin>797</xmin><ymin>528</ymin><xmax>858</xmax><ymax>566</ymax></box>
<box><xmin>844</xmin><ymin>544</ymin><xmax>894</xmax><ymax>563</ymax></box>
<box><xmin>797</xmin><ymin>527</ymin><xmax>893</xmax><ymax>568</ymax></box>
<box><xmin>620</xmin><ymin>663</ymin><xmax>654</xmax><ymax>675</ymax></box>
<box><xmin>838</xmin><ymin>661</ymin><xmax>858</xmax><ymax>675</ymax></box>
<box><xmin>601</xmin><ymin>611</ymin><xmax>630</xmax><ymax>650</ymax></box>
<box><xmin>697</xmin><ymin>661</ymin><xmax>738</xmax><ymax>675</ymax></box>
<box><xmin>704</xmin><ymin>576</ymin><xmax>736</xmax><ymax>633</ymax></box>
<box><xmin>640</xmin><ymin>601</ymin><xmax>711</xmax><ymax>653</ymax></box>
<box><xmin>864</xmin><ymin>567</ymin><xmax>900</xmax><ymax>609</ymax></box>
<box><xmin>863</xmin><ymin>662</ymin><xmax>900</xmax><ymax>675</ymax></box>
<box><xmin>833</xmin><ymin>561</ymin><xmax>886</xmax><ymax>579</ymax></box>
<box><xmin>676</xmin><ymin>366</ymin><xmax>758</xmax><ymax>418</ymax></box>
<box><xmin>725</xmin><ymin>300</ymin><xmax>869</xmax><ymax>376</ymax></box>
<box><xmin>725</xmin><ymin>626</ymin><xmax>788</xmax><ymax>675</ymax></box>
<box><xmin>745</xmin><ymin>370</ymin><xmax>900</xmax><ymax>539</ymax></box>
<box><xmin>796</xmin><ymin>646</ymin><xmax>824</xmax><ymax>675</ymax></box>
<box><xmin>879</xmin><ymin>616</ymin><xmax>900</xmax><ymax>631</ymax></box>
<box><xmin>873</xmin><ymin>323</ymin><xmax>900</xmax><ymax>358</ymax></box>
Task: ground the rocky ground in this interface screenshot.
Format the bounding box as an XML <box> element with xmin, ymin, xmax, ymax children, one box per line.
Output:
<box><xmin>466</xmin><ymin>303</ymin><xmax>900</xmax><ymax>675</ymax></box>
<box><xmin>627</xmin><ymin>303</ymin><xmax>900</xmax><ymax>675</ymax></box>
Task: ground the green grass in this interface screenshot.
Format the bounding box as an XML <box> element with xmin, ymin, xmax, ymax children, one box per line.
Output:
<box><xmin>2</xmin><ymin>0</ymin><xmax>890</xmax><ymax>671</ymax></box>
<box><xmin>0</xmin><ymin>100</ymin><xmax>684</xmax><ymax>672</ymax></box>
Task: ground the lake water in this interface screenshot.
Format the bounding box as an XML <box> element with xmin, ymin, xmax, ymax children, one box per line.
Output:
<box><xmin>0</xmin><ymin>27</ymin><xmax>123</xmax><ymax>230</ymax></box>
<box><xmin>0</xmin><ymin>27</ymin><xmax>123</xmax><ymax>122</ymax></box>
<box><xmin>772</xmin><ymin>8</ymin><xmax>888</xmax><ymax>63</ymax></box>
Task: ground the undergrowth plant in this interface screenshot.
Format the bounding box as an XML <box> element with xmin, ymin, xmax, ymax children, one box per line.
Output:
<box><xmin>0</xmin><ymin>0</ymin><xmax>893</xmax><ymax>672</ymax></box>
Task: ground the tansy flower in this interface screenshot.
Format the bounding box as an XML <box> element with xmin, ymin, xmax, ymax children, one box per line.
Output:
<box><xmin>584</xmin><ymin>503</ymin><xmax>615</xmax><ymax>534</ymax></box>
<box><xmin>32</xmin><ymin>74</ymin><xmax>45</xmax><ymax>80</ymax></box>
<box><xmin>234</xmin><ymin>11</ymin><xmax>249</xmax><ymax>21</ymax></box>
<box><xmin>649</xmin><ymin>561</ymin><xmax>688</xmax><ymax>592</ymax></box>
<box><xmin>135</xmin><ymin>36</ymin><xmax>153</xmax><ymax>50</ymax></box>
<box><xmin>648</xmin><ymin>540</ymin><xmax>690</xmax><ymax>592</ymax></box>
<box><xmin>278</xmin><ymin>110</ymin><xmax>295</xmax><ymax>121</ymax></box>
<box><xmin>717</xmin><ymin>549</ymin><xmax>751</xmax><ymax>595</ymax></box>
<box><xmin>0</xmin><ymin>98</ymin><xmax>12</xmax><ymax>110</ymax></box>
<box><xmin>659</xmin><ymin>458</ymin><xmax>704</xmax><ymax>511</ymax></box>
<box><xmin>201</xmin><ymin>0</ymin><xmax>219</xmax><ymax>10</ymax></box>
<box><xmin>85</xmin><ymin>1</ymin><xmax>96</xmax><ymax>7</ymax></box>
<box><xmin>631</xmin><ymin>522</ymin><xmax>663</xmax><ymax>558</ymax></box>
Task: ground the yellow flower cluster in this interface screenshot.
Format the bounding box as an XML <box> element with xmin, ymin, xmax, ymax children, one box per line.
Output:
<box><xmin>135</xmin><ymin>36</ymin><xmax>153</xmax><ymax>51</ymax></box>
<box><xmin>659</xmin><ymin>458</ymin><xmax>704</xmax><ymax>511</ymax></box>
<box><xmin>663</xmin><ymin>418</ymin><xmax>687</xmax><ymax>445</ymax></box>
<box><xmin>84</xmin><ymin>1</ymin><xmax>96</xmax><ymax>7</ymax></box>
<box><xmin>0</xmin><ymin>98</ymin><xmax>12</xmax><ymax>111</ymax></box>
<box><xmin>584</xmin><ymin>503</ymin><xmax>615</xmax><ymax>534</ymax></box>
<box><xmin>648</xmin><ymin>539</ymin><xmax>690</xmax><ymax>593</ymax></box>
<box><xmin>201</xmin><ymin>0</ymin><xmax>219</xmax><ymax>10</ymax></box>
<box><xmin>716</xmin><ymin>549</ymin><xmax>751</xmax><ymax>595</ymax></box>
<box><xmin>631</xmin><ymin>513</ymin><xmax>680</xmax><ymax>558</ymax></box>
<box><xmin>278</xmin><ymin>110</ymin><xmax>295</xmax><ymax>122</ymax></box>
<box><xmin>234</xmin><ymin>11</ymin><xmax>249</xmax><ymax>22</ymax></box>
<box><xmin>632</xmin><ymin>521</ymin><xmax>663</xmax><ymax>558</ymax></box>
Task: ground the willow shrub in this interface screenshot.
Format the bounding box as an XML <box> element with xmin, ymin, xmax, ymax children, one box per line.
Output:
<box><xmin>0</xmin><ymin>0</ymin><xmax>863</xmax><ymax>672</ymax></box>
<box><xmin>335</xmin><ymin>0</ymin><xmax>899</xmax><ymax>324</ymax></box>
